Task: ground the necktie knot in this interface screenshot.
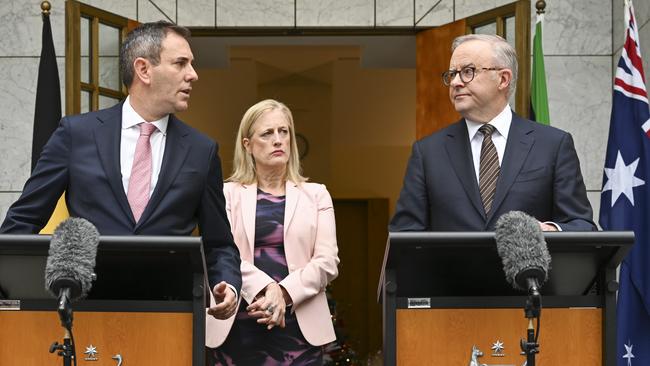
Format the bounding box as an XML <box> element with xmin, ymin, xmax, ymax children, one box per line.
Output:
<box><xmin>479</xmin><ymin>124</ymin><xmax>496</xmax><ymax>137</ymax></box>
<box><xmin>139</xmin><ymin>122</ymin><xmax>157</xmax><ymax>137</ymax></box>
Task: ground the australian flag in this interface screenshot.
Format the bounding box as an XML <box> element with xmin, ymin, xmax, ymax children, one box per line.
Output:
<box><xmin>600</xmin><ymin>1</ymin><xmax>650</xmax><ymax>365</ymax></box>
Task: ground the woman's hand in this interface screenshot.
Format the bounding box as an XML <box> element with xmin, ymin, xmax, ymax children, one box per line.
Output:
<box><xmin>246</xmin><ymin>282</ymin><xmax>286</xmax><ymax>330</ymax></box>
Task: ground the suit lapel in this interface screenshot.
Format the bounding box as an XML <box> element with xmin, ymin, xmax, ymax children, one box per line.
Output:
<box><xmin>444</xmin><ymin>121</ymin><xmax>485</xmax><ymax>218</ymax></box>
<box><xmin>137</xmin><ymin>115</ymin><xmax>190</xmax><ymax>227</ymax></box>
<box><xmin>241</xmin><ymin>183</ymin><xmax>257</xmax><ymax>252</ymax></box>
<box><xmin>284</xmin><ymin>181</ymin><xmax>299</xmax><ymax>236</ymax></box>
<box><xmin>488</xmin><ymin>114</ymin><xmax>535</xmax><ymax>221</ymax></box>
<box><xmin>94</xmin><ymin>103</ymin><xmax>134</xmax><ymax>223</ymax></box>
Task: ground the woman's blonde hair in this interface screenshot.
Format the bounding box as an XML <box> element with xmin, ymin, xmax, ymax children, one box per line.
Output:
<box><xmin>228</xmin><ymin>99</ymin><xmax>307</xmax><ymax>184</ymax></box>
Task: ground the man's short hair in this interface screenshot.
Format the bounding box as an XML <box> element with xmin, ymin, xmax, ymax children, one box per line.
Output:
<box><xmin>451</xmin><ymin>34</ymin><xmax>518</xmax><ymax>97</ymax></box>
<box><xmin>119</xmin><ymin>21</ymin><xmax>191</xmax><ymax>88</ymax></box>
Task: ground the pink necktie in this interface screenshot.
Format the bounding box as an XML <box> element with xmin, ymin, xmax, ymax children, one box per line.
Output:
<box><xmin>127</xmin><ymin>122</ymin><xmax>157</xmax><ymax>222</ymax></box>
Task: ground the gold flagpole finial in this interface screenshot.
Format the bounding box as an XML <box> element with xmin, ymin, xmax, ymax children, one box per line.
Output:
<box><xmin>41</xmin><ymin>1</ymin><xmax>52</xmax><ymax>15</ymax></box>
<box><xmin>536</xmin><ymin>0</ymin><xmax>546</xmax><ymax>15</ymax></box>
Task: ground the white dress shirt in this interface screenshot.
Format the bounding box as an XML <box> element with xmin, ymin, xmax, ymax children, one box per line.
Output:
<box><xmin>120</xmin><ymin>98</ymin><xmax>241</xmax><ymax>297</ymax></box>
<box><xmin>120</xmin><ymin>96</ymin><xmax>168</xmax><ymax>196</ymax></box>
<box><xmin>465</xmin><ymin>106</ymin><xmax>561</xmax><ymax>230</ymax></box>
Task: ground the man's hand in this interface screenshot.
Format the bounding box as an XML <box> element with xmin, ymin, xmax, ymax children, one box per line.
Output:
<box><xmin>539</xmin><ymin>222</ymin><xmax>559</xmax><ymax>231</ymax></box>
<box><xmin>207</xmin><ymin>281</ymin><xmax>237</xmax><ymax>319</ymax></box>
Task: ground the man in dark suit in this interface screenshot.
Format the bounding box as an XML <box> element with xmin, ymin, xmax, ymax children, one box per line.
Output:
<box><xmin>390</xmin><ymin>34</ymin><xmax>596</xmax><ymax>232</ymax></box>
<box><xmin>1</xmin><ymin>21</ymin><xmax>241</xmax><ymax>319</ymax></box>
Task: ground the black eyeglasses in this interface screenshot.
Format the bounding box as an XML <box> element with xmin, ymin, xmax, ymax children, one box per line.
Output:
<box><xmin>441</xmin><ymin>66</ymin><xmax>503</xmax><ymax>86</ymax></box>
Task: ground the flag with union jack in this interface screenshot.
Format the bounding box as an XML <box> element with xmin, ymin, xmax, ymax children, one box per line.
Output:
<box><xmin>600</xmin><ymin>1</ymin><xmax>650</xmax><ymax>365</ymax></box>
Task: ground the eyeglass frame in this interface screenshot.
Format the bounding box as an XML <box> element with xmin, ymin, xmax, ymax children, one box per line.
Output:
<box><xmin>441</xmin><ymin>66</ymin><xmax>505</xmax><ymax>86</ymax></box>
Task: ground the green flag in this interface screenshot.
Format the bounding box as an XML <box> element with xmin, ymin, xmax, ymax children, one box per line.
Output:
<box><xmin>530</xmin><ymin>14</ymin><xmax>550</xmax><ymax>125</ymax></box>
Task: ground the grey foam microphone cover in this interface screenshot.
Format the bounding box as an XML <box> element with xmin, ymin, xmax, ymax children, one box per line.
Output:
<box><xmin>494</xmin><ymin>211</ymin><xmax>551</xmax><ymax>290</ymax></box>
<box><xmin>45</xmin><ymin>217</ymin><xmax>100</xmax><ymax>300</ymax></box>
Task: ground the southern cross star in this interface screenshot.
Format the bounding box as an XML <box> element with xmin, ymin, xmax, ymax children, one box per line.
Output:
<box><xmin>623</xmin><ymin>341</ymin><xmax>634</xmax><ymax>366</ymax></box>
<box><xmin>602</xmin><ymin>151</ymin><xmax>645</xmax><ymax>207</ymax></box>
<box><xmin>84</xmin><ymin>345</ymin><xmax>98</xmax><ymax>359</ymax></box>
<box><xmin>491</xmin><ymin>340</ymin><xmax>504</xmax><ymax>354</ymax></box>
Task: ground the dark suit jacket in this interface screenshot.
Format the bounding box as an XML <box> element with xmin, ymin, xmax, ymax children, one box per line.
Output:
<box><xmin>390</xmin><ymin>113</ymin><xmax>596</xmax><ymax>231</ymax></box>
<box><xmin>1</xmin><ymin>102</ymin><xmax>241</xmax><ymax>291</ymax></box>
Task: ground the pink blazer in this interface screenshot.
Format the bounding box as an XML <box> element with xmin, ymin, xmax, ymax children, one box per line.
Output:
<box><xmin>206</xmin><ymin>181</ymin><xmax>339</xmax><ymax>347</ymax></box>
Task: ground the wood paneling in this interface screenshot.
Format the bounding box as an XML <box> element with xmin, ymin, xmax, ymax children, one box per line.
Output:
<box><xmin>416</xmin><ymin>19</ymin><xmax>466</xmax><ymax>140</ymax></box>
<box><xmin>0</xmin><ymin>311</ymin><xmax>192</xmax><ymax>365</ymax></box>
<box><xmin>331</xmin><ymin>198</ymin><xmax>388</xmax><ymax>360</ymax></box>
<box><xmin>396</xmin><ymin>308</ymin><xmax>602</xmax><ymax>366</ymax></box>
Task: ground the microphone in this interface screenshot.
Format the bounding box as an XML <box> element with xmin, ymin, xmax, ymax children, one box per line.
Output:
<box><xmin>494</xmin><ymin>211</ymin><xmax>551</xmax><ymax>295</ymax></box>
<box><xmin>44</xmin><ymin>217</ymin><xmax>99</xmax><ymax>329</ymax></box>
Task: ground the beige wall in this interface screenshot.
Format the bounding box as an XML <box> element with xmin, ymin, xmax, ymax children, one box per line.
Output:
<box><xmin>177</xmin><ymin>59</ymin><xmax>259</xmax><ymax>180</ymax></box>
<box><xmin>330</xmin><ymin>59</ymin><xmax>415</xmax><ymax>215</ymax></box>
<box><xmin>176</xmin><ymin>46</ymin><xmax>415</xmax><ymax>215</ymax></box>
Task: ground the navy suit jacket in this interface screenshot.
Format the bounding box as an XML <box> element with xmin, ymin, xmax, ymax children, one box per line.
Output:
<box><xmin>390</xmin><ymin>113</ymin><xmax>596</xmax><ymax>231</ymax></box>
<box><xmin>1</xmin><ymin>102</ymin><xmax>241</xmax><ymax>291</ymax></box>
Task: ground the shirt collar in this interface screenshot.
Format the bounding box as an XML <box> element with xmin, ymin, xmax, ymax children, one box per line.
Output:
<box><xmin>465</xmin><ymin>105</ymin><xmax>512</xmax><ymax>141</ymax></box>
<box><xmin>122</xmin><ymin>95</ymin><xmax>169</xmax><ymax>134</ymax></box>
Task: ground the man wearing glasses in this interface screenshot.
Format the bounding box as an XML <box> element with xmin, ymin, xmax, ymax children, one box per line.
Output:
<box><xmin>390</xmin><ymin>34</ymin><xmax>596</xmax><ymax>232</ymax></box>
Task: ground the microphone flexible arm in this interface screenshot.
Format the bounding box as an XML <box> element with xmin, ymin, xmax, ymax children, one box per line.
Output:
<box><xmin>521</xmin><ymin>277</ymin><xmax>542</xmax><ymax>366</ymax></box>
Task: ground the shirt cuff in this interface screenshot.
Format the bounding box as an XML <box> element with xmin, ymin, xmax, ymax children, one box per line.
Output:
<box><xmin>214</xmin><ymin>283</ymin><xmax>238</xmax><ymax>302</ymax></box>
<box><xmin>543</xmin><ymin>221</ymin><xmax>562</xmax><ymax>231</ymax></box>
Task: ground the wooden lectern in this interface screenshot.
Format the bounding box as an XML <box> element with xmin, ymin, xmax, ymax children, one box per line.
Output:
<box><xmin>0</xmin><ymin>235</ymin><xmax>207</xmax><ymax>365</ymax></box>
<box><xmin>379</xmin><ymin>231</ymin><xmax>633</xmax><ymax>366</ymax></box>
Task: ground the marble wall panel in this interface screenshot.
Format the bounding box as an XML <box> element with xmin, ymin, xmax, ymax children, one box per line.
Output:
<box><xmin>98</xmin><ymin>21</ymin><xmax>121</xmax><ymax>56</ymax></box>
<box><xmin>613</xmin><ymin>0</ymin><xmax>625</xmax><ymax>52</ymax></box>
<box><xmin>151</xmin><ymin>0</ymin><xmax>176</xmax><ymax>21</ymax></box>
<box><xmin>586</xmin><ymin>190</ymin><xmax>602</xmax><ymax>228</ymax></box>
<box><xmin>612</xmin><ymin>47</ymin><xmax>621</xmax><ymax>84</ymax></box>
<box><xmin>178</xmin><ymin>0</ymin><xmax>215</xmax><ymax>27</ymax></box>
<box><xmin>415</xmin><ymin>0</ymin><xmax>453</xmax><ymax>27</ymax></box>
<box><xmin>0</xmin><ymin>192</ymin><xmax>22</xmax><ymax>224</ymax></box>
<box><xmin>0</xmin><ymin>0</ymin><xmax>65</xmax><ymax>57</ymax></box>
<box><xmin>0</xmin><ymin>58</ymin><xmax>41</xmax><ymax>190</ymax></box>
<box><xmin>139</xmin><ymin>0</ymin><xmax>176</xmax><ymax>23</ymax></box>
<box><xmin>545</xmin><ymin>56</ymin><xmax>612</xmax><ymax>192</ymax></box>
<box><xmin>537</xmin><ymin>0</ymin><xmax>611</xmax><ymax>56</ymax></box>
<box><xmin>639</xmin><ymin>21</ymin><xmax>650</xmax><ymax>91</ymax></box>
<box><xmin>99</xmin><ymin>56</ymin><xmax>121</xmax><ymax>91</ymax></box>
<box><xmin>217</xmin><ymin>0</ymin><xmax>294</xmax><ymax>27</ymax></box>
<box><xmin>376</xmin><ymin>0</ymin><xmax>412</xmax><ymax>26</ymax></box>
<box><xmin>81</xmin><ymin>0</ymin><xmax>137</xmax><ymax>20</ymax></box>
<box><xmin>297</xmin><ymin>0</ymin><xmax>373</xmax><ymax>26</ymax></box>
<box><xmin>455</xmin><ymin>0</ymin><xmax>514</xmax><ymax>20</ymax></box>
<box><xmin>0</xmin><ymin>56</ymin><xmax>65</xmax><ymax>188</ymax></box>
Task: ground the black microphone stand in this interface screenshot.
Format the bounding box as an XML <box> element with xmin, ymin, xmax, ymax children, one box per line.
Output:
<box><xmin>49</xmin><ymin>287</ymin><xmax>77</xmax><ymax>366</ymax></box>
<box><xmin>520</xmin><ymin>278</ymin><xmax>541</xmax><ymax>366</ymax></box>
<box><xmin>49</xmin><ymin>329</ymin><xmax>74</xmax><ymax>366</ymax></box>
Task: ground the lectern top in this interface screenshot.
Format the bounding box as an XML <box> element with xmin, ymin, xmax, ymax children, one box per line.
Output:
<box><xmin>0</xmin><ymin>234</ymin><xmax>206</xmax><ymax>301</ymax></box>
<box><xmin>379</xmin><ymin>231</ymin><xmax>633</xmax><ymax>299</ymax></box>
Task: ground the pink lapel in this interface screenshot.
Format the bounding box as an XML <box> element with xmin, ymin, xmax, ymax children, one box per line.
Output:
<box><xmin>240</xmin><ymin>182</ymin><xmax>257</xmax><ymax>254</ymax></box>
<box><xmin>284</xmin><ymin>181</ymin><xmax>299</xmax><ymax>236</ymax></box>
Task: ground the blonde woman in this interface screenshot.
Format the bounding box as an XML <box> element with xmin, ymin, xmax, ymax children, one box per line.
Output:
<box><xmin>206</xmin><ymin>99</ymin><xmax>339</xmax><ymax>365</ymax></box>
